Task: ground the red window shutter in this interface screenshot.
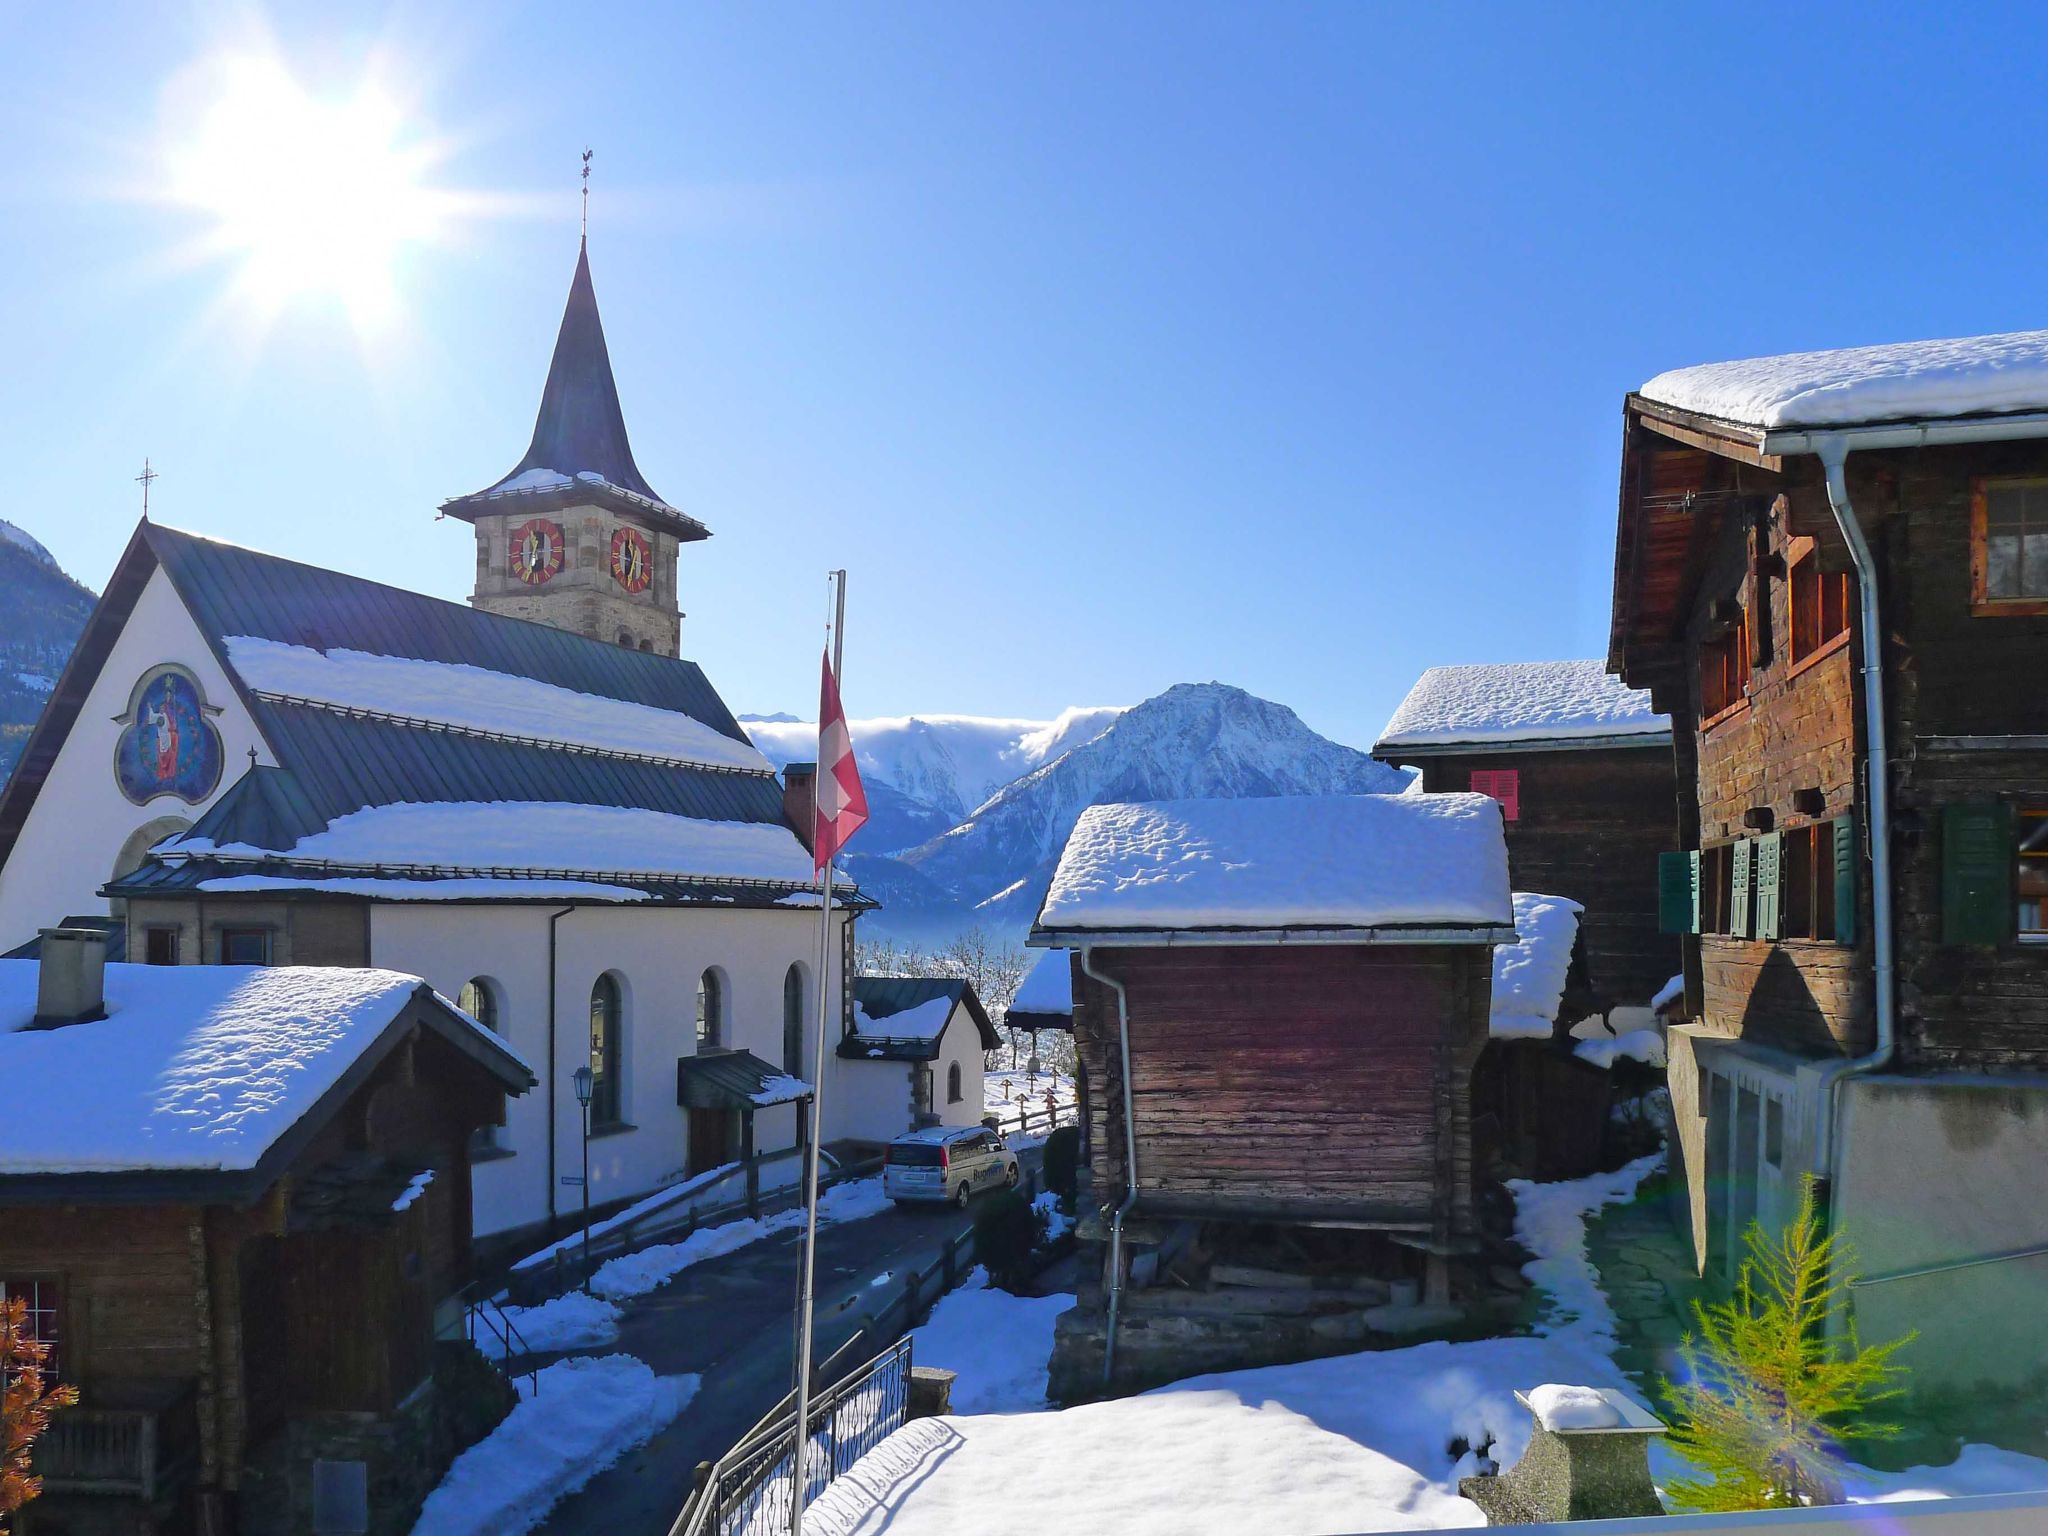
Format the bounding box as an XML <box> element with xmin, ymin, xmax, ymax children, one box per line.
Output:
<box><xmin>1470</xmin><ymin>769</ymin><xmax>1520</xmax><ymax>822</ymax></box>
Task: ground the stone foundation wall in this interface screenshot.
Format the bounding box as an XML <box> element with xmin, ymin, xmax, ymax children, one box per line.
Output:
<box><xmin>239</xmin><ymin>1381</ymin><xmax>443</xmax><ymax>1536</ymax></box>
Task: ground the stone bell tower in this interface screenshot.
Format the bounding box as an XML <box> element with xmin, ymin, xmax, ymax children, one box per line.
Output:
<box><xmin>440</xmin><ymin>239</ymin><xmax>706</xmax><ymax>656</ymax></box>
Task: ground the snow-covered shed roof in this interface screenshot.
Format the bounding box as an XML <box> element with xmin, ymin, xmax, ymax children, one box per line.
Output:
<box><xmin>1030</xmin><ymin>793</ymin><xmax>1515</xmax><ymax>942</ymax></box>
<box><xmin>0</xmin><ymin>962</ymin><xmax>533</xmax><ymax>1199</ymax></box>
<box><xmin>1374</xmin><ymin>662</ymin><xmax>1667</xmax><ymax>756</ymax></box>
<box><xmin>1490</xmin><ymin>892</ymin><xmax>1583</xmax><ymax>1041</ymax></box>
<box><xmin>1006</xmin><ymin>949</ymin><xmax>1073</xmax><ymax>1031</ymax></box>
<box><xmin>842</xmin><ymin>976</ymin><xmax>999</xmax><ymax>1061</ymax></box>
<box><xmin>1637</xmin><ymin>327</ymin><xmax>2048</xmax><ymax>434</ymax></box>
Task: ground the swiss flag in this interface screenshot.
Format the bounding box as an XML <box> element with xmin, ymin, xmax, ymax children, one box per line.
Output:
<box><xmin>814</xmin><ymin>650</ymin><xmax>869</xmax><ymax>872</ymax></box>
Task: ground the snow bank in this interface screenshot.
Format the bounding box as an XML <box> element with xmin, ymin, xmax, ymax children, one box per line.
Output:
<box><xmin>586</xmin><ymin>1178</ymin><xmax>893</xmax><ymax>1302</ymax></box>
<box><xmin>172</xmin><ymin>800</ymin><xmax>817</xmax><ymax>884</ymax></box>
<box><xmin>225</xmin><ymin>635</ymin><xmax>773</xmax><ymax>773</ymax></box>
<box><xmin>1574</xmin><ymin>1030</ymin><xmax>1666</xmax><ymax>1070</ymax></box>
<box><xmin>1375</xmin><ymin>662</ymin><xmax>1665</xmax><ymax>751</ymax></box>
<box><xmin>1650</xmin><ymin>973</ymin><xmax>1684</xmax><ymax>1013</ymax></box>
<box><xmin>411</xmin><ymin>1355</ymin><xmax>696</xmax><ymax>1536</ymax></box>
<box><xmin>0</xmin><ymin>962</ymin><xmax>425</xmax><ymax>1173</ymax></box>
<box><xmin>1640</xmin><ymin>328</ymin><xmax>2048</xmax><ymax>432</ymax></box>
<box><xmin>1038</xmin><ymin>794</ymin><xmax>1512</xmax><ymax>934</ymax></box>
<box><xmin>851</xmin><ymin>995</ymin><xmax>954</xmax><ymax>1043</ymax></box>
<box><xmin>1490</xmin><ymin>893</ymin><xmax>1581</xmax><ymax>1040</ymax></box>
<box><xmin>490</xmin><ymin>1290</ymin><xmax>623</xmax><ymax>1358</ymax></box>
<box><xmin>905</xmin><ymin>1268</ymin><xmax>1073</xmax><ymax>1414</ymax></box>
<box><xmin>1525</xmin><ymin>1383</ymin><xmax>1621</xmax><ymax>1431</ymax></box>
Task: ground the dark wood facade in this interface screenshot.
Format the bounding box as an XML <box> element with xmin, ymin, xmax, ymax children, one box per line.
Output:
<box><xmin>8</xmin><ymin>1001</ymin><xmax>525</xmax><ymax>1536</ymax></box>
<box><xmin>1071</xmin><ymin>943</ymin><xmax>1492</xmax><ymax>1238</ymax></box>
<box><xmin>1386</xmin><ymin>745</ymin><xmax>1680</xmax><ymax>1015</ymax></box>
<box><xmin>1613</xmin><ymin>420</ymin><xmax>2048</xmax><ymax>1074</ymax></box>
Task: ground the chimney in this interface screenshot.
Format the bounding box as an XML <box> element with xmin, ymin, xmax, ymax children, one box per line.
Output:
<box><xmin>783</xmin><ymin>763</ymin><xmax>818</xmax><ymax>855</ymax></box>
<box><xmin>35</xmin><ymin>927</ymin><xmax>108</xmax><ymax>1029</ymax></box>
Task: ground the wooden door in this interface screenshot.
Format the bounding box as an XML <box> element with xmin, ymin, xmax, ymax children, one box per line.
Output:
<box><xmin>689</xmin><ymin>1109</ymin><xmax>732</xmax><ymax>1176</ymax></box>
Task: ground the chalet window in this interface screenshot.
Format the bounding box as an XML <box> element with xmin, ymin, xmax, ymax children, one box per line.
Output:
<box><xmin>1700</xmin><ymin>613</ymin><xmax>1750</xmax><ymax>723</ymax></box>
<box><xmin>219</xmin><ymin>927</ymin><xmax>270</xmax><ymax>965</ymax></box>
<box><xmin>144</xmin><ymin>925</ymin><xmax>180</xmax><ymax>966</ymax></box>
<box><xmin>695</xmin><ymin>970</ymin><xmax>725</xmax><ymax>1052</ymax></box>
<box><xmin>1974</xmin><ymin>479</ymin><xmax>2048</xmax><ymax>612</ymax></box>
<box><xmin>1787</xmin><ymin>538</ymin><xmax>1853</xmax><ymax>666</ymax></box>
<box><xmin>1469</xmin><ymin>769</ymin><xmax>1520</xmax><ymax>821</ymax></box>
<box><xmin>0</xmin><ymin>1278</ymin><xmax>61</xmax><ymax>1383</ymax></box>
<box><xmin>1775</xmin><ymin>820</ymin><xmax>1854</xmax><ymax>944</ymax></box>
<box><xmin>589</xmin><ymin>974</ymin><xmax>624</xmax><ymax>1126</ymax></box>
<box><xmin>783</xmin><ymin>964</ymin><xmax>805</xmax><ymax>1076</ymax></box>
<box><xmin>1699</xmin><ymin>844</ymin><xmax>1732</xmax><ymax>934</ymax></box>
<box><xmin>2020</xmin><ymin>809</ymin><xmax>2048</xmax><ymax>942</ymax></box>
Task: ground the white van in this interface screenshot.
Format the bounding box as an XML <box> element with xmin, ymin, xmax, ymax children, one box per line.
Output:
<box><xmin>883</xmin><ymin>1125</ymin><xmax>1019</xmax><ymax>1208</ymax></box>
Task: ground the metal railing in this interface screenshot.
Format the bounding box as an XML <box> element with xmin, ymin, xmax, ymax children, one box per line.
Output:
<box><xmin>465</xmin><ymin>1293</ymin><xmax>540</xmax><ymax>1394</ymax></box>
<box><xmin>673</xmin><ymin>1336</ymin><xmax>913</xmax><ymax>1536</ymax></box>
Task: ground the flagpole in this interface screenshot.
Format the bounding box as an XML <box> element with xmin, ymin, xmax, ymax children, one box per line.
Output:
<box><xmin>789</xmin><ymin>569</ymin><xmax>846</xmax><ymax>1536</ymax></box>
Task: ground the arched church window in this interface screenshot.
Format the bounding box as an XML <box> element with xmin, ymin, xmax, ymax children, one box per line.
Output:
<box><xmin>783</xmin><ymin>964</ymin><xmax>805</xmax><ymax>1075</ymax></box>
<box><xmin>589</xmin><ymin>974</ymin><xmax>624</xmax><ymax>1126</ymax></box>
<box><xmin>696</xmin><ymin>969</ymin><xmax>725</xmax><ymax>1052</ymax></box>
<box><xmin>461</xmin><ymin>978</ymin><xmax>507</xmax><ymax>1151</ymax></box>
<box><xmin>947</xmin><ymin>1061</ymin><xmax>964</xmax><ymax>1104</ymax></box>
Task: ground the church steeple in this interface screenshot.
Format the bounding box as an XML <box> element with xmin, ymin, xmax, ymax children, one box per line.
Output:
<box><xmin>443</xmin><ymin>237</ymin><xmax>703</xmax><ymax>658</ymax></box>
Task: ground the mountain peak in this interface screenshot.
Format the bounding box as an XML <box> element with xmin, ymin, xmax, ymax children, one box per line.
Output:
<box><xmin>0</xmin><ymin>519</ymin><xmax>57</xmax><ymax>570</ymax></box>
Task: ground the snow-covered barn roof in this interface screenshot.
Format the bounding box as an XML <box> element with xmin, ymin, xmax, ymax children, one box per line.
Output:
<box><xmin>1030</xmin><ymin>793</ymin><xmax>1515</xmax><ymax>943</ymax></box>
<box><xmin>0</xmin><ymin>961</ymin><xmax>532</xmax><ymax>1199</ymax></box>
<box><xmin>1637</xmin><ymin>327</ymin><xmax>2048</xmax><ymax>434</ymax></box>
<box><xmin>1006</xmin><ymin>949</ymin><xmax>1073</xmax><ymax>1031</ymax></box>
<box><xmin>1373</xmin><ymin>661</ymin><xmax>1667</xmax><ymax>756</ymax></box>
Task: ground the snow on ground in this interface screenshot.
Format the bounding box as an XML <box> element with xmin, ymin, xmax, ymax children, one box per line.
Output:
<box><xmin>0</xmin><ymin>963</ymin><xmax>455</xmax><ymax>1173</ymax></box>
<box><xmin>1638</xmin><ymin>328</ymin><xmax>2048</xmax><ymax>431</ymax></box>
<box><xmin>585</xmin><ymin>1177</ymin><xmax>894</xmax><ymax>1303</ymax></box>
<box><xmin>170</xmin><ymin>800</ymin><xmax>817</xmax><ymax>884</ymax></box>
<box><xmin>1574</xmin><ymin>1029</ymin><xmax>1666</xmax><ymax>1070</ymax></box>
<box><xmin>1038</xmin><ymin>794</ymin><xmax>1512</xmax><ymax>934</ymax></box>
<box><xmin>903</xmin><ymin>1268</ymin><xmax>1073</xmax><ymax>1415</ymax></box>
<box><xmin>224</xmin><ymin>635</ymin><xmax>773</xmax><ymax>772</ymax></box>
<box><xmin>1490</xmin><ymin>892</ymin><xmax>1582</xmax><ymax>1040</ymax></box>
<box><xmin>411</xmin><ymin>1355</ymin><xmax>696</xmax><ymax>1536</ymax></box>
<box><xmin>1650</xmin><ymin>973</ymin><xmax>1684</xmax><ymax>1013</ymax></box>
<box><xmin>489</xmin><ymin>1290</ymin><xmax>623</xmax><ymax>1358</ymax></box>
<box><xmin>1375</xmin><ymin>661</ymin><xmax>1666</xmax><ymax>750</ymax></box>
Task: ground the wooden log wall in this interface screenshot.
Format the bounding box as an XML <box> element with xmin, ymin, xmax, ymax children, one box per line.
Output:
<box><xmin>1417</xmin><ymin>745</ymin><xmax>1680</xmax><ymax>1010</ymax></box>
<box><xmin>1069</xmin><ymin>944</ymin><xmax>1489</xmax><ymax>1235</ymax></box>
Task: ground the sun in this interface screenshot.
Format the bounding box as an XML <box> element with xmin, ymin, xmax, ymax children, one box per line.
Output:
<box><xmin>165</xmin><ymin>52</ymin><xmax>447</xmax><ymax>325</ymax></box>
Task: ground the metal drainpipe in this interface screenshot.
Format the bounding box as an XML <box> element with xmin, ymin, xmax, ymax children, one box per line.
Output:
<box><xmin>546</xmin><ymin>905</ymin><xmax>575</xmax><ymax>1225</ymax></box>
<box><xmin>1080</xmin><ymin>946</ymin><xmax>1139</xmax><ymax>1390</ymax></box>
<box><xmin>1808</xmin><ymin>439</ymin><xmax>1897</xmax><ymax>1186</ymax></box>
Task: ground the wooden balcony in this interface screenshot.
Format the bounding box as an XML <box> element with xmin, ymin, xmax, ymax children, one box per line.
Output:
<box><xmin>34</xmin><ymin>1381</ymin><xmax>198</xmax><ymax>1502</ymax></box>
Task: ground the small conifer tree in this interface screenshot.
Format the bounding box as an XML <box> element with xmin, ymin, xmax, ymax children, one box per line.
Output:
<box><xmin>3</xmin><ymin>1296</ymin><xmax>79</xmax><ymax>1521</ymax></box>
<box><xmin>1662</xmin><ymin>1177</ymin><xmax>1912</xmax><ymax>1512</ymax></box>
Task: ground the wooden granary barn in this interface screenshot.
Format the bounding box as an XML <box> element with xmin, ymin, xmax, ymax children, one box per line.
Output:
<box><xmin>1028</xmin><ymin>792</ymin><xmax>1514</xmax><ymax>1399</ymax></box>
<box><xmin>1611</xmin><ymin>327</ymin><xmax>2048</xmax><ymax>1397</ymax></box>
<box><xmin>0</xmin><ymin>933</ymin><xmax>533</xmax><ymax>1536</ymax></box>
<box><xmin>1372</xmin><ymin>659</ymin><xmax>1680</xmax><ymax>1018</ymax></box>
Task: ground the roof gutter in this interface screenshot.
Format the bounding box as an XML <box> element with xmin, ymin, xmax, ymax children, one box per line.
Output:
<box><xmin>1080</xmin><ymin>946</ymin><xmax>1139</xmax><ymax>1393</ymax></box>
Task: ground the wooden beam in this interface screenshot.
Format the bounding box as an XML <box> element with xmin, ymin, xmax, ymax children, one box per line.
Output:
<box><xmin>1631</xmin><ymin>396</ymin><xmax>1785</xmax><ymax>472</ymax></box>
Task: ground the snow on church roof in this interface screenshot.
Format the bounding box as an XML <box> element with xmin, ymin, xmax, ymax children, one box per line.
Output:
<box><xmin>1638</xmin><ymin>328</ymin><xmax>2048</xmax><ymax>433</ymax></box>
<box><xmin>1033</xmin><ymin>793</ymin><xmax>1513</xmax><ymax>938</ymax></box>
<box><xmin>1374</xmin><ymin>661</ymin><xmax>1666</xmax><ymax>754</ymax></box>
<box><xmin>223</xmin><ymin>635</ymin><xmax>773</xmax><ymax>774</ymax></box>
<box><xmin>0</xmin><ymin>963</ymin><xmax>528</xmax><ymax>1178</ymax></box>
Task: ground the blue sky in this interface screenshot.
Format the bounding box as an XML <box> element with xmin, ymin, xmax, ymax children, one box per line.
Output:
<box><xmin>3</xmin><ymin>3</ymin><xmax>2045</xmax><ymax>750</ymax></box>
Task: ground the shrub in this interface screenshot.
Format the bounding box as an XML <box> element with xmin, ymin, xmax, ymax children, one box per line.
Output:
<box><xmin>3</xmin><ymin>1296</ymin><xmax>79</xmax><ymax>1520</ymax></box>
<box><xmin>1661</xmin><ymin>1177</ymin><xmax>1913</xmax><ymax>1511</ymax></box>
<box><xmin>1042</xmin><ymin>1125</ymin><xmax>1080</xmax><ymax>1208</ymax></box>
<box><xmin>973</xmin><ymin>1188</ymin><xmax>1041</xmax><ymax>1290</ymax></box>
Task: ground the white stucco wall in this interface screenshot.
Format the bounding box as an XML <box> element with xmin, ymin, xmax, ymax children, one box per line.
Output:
<box><xmin>819</xmin><ymin>1001</ymin><xmax>989</xmax><ymax>1149</ymax></box>
<box><xmin>369</xmin><ymin>901</ymin><xmax>850</xmax><ymax>1239</ymax></box>
<box><xmin>933</xmin><ymin>1008</ymin><xmax>988</xmax><ymax>1128</ymax></box>
<box><xmin>0</xmin><ymin>568</ymin><xmax>268</xmax><ymax>951</ymax></box>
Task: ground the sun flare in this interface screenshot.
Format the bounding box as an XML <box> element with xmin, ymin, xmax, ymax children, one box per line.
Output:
<box><xmin>165</xmin><ymin>53</ymin><xmax>446</xmax><ymax>325</ymax></box>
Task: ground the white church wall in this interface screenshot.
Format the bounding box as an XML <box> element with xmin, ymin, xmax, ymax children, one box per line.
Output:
<box><xmin>823</xmin><ymin>1052</ymin><xmax>917</xmax><ymax>1147</ymax></box>
<box><xmin>932</xmin><ymin>1010</ymin><xmax>988</xmax><ymax>1129</ymax></box>
<box><xmin>0</xmin><ymin>568</ymin><xmax>268</xmax><ymax>951</ymax></box>
<box><xmin>369</xmin><ymin>900</ymin><xmax>850</xmax><ymax>1239</ymax></box>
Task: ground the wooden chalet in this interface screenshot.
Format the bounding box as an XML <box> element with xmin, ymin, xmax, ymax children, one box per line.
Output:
<box><xmin>1373</xmin><ymin>660</ymin><xmax>1680</xmax><ymax>1015</ymax></box>
<box><xmin>0</xmin><ymin>933</ymin><xmax>533</xmax><ymax>1536</ymax></box>
<box><xmin>1611</xmin><ymin>329</ymin><xmax>2048</xmax><ymax>1395</ymax></box>
<box><xmin>1028</xmin><ymin>792</ymin><xmax>1515</xmax><ymax>1399</ymax></box>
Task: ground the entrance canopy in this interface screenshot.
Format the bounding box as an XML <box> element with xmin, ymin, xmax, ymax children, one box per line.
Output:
<box><xmin>675</xmin><ymin>1048</ymin><xmax>812</xmax><ymax>1112</ymax></box>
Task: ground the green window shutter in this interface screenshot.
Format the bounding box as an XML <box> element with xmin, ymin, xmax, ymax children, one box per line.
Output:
<box><xmin>1658</xmin><ymin>852</ymin><xmax>1697</xmax><ymax>935</ymax></box>
<box><xmin>1942</xmin><ymin>801</ymin><xmax>2014</xmax><ymax>946</ymax></box>
<box><xmin>1730</xmin><ymin>838</ymin><xmax>1753</xmax><ymax>938</ymax></box>
<box><xmin>1689</xmin><ymin>849</ymin><xmax>1703</xmax><ymax>934</ymax></box>
<box><xmin>1833</xmin><ymin>814</ymin><xmax>1858</xmax><ymax>947</ymax></box>
<box><xmin>1755</xmin><ymin>831</ymin><xmax>1783</xmax><ymax>941</ymax></box>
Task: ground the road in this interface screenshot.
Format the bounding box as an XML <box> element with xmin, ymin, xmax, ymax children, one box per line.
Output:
<box><xmin>534</xmin><ymin>1156</ymin><xmax>1041</xmax><ymax>1536</ymax></box>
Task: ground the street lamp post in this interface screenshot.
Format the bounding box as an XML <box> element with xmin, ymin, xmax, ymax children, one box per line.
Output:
<box><xmin>571</xmin><ymin>1065</ymin><xmax>594</xmax><ymax>1286</ymax></box>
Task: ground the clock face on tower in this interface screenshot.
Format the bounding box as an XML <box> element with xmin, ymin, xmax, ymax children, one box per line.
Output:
<box><xmin>610</xmin><ymin>526</ymin><xmax>652</xmax><ymax>594</ymax></box>
<box><xmin>509</xmin><ymin>518</ymin><xmax>566</xmax><ymax>585</ymax></box>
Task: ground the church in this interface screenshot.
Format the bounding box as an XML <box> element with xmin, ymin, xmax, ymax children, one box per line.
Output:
<box><xmin>0</xmin><ymin>237</ymin><xmax>880</xmax><ymax>1250</ymax></box>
